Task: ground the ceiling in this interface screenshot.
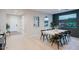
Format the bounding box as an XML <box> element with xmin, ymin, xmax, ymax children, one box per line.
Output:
<box><xmin>0</xmin><ymin>9</ymin><xmax>75</xmax><ymax>15</ymax></box>
<box><xmin>32</xmin><ymin>9</ymin><xmax>75</xmax><ymax>14</ymax></box>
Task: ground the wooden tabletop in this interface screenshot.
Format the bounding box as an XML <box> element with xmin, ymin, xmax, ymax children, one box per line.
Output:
<box><xmin>43</xmin><ymin>29</ymin><xmax>67</xmax><ymax>35</ymax></box>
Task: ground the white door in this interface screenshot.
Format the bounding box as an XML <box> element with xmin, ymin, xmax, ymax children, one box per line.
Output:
<box><xmin>8</xmin><ymin>15</ymin><xmax>21</xmax><ymax>32</ymax></box>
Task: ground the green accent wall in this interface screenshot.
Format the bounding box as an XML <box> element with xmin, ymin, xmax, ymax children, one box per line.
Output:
<box><xmin>52</xmin><ymin>9</ymin><xmax>79</xmax><ymax>38</ymax></box>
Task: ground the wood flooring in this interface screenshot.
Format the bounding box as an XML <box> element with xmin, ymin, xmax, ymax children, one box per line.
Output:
<box><xmin>5</xmin><ymin>33</ymin><xmax>79</xmax><ymax>50</ymax></box>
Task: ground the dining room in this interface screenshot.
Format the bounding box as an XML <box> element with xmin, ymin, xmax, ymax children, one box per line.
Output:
<box><xmin>40</xmin><ymin>9</ymin><xmax>79</xmax><ymax>50</ymax></box>
<box><xmin>0</xmin><ymin>9</ymin><xmax>79</xmax><ymax>50</ymax></box>
<box><xmin>1</xmin><ymin>0</ymin><xmax>79</xmax><ymax>59</ymax></box>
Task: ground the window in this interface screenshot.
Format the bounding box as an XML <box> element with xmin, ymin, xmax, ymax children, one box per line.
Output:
<box><xmin>58</xmin><ymin>13</ymin><xmax>77</xmax><ymax>28</ymax></box>
<box><xmin>34</xmin><ymin>16</ymin><xmax>39</xmax><ymax>27</ymax></box>
<box><xmin>59</xmin><ymin>13</ymin><xmax>77</xmax><ymax>20</ymax></box>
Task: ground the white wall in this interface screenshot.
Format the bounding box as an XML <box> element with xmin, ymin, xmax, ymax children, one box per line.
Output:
<box><xmin>0</xmin><ymin>9</ymin><xmax>52</xmax><ymax>38</ymax></box>
<box><xmin>0</xmin><ymin>11</ymin><xmax>7</xmax><ymax>33</ymax></box>
<box><xmin>23</xmin><ymin>10</ymin><xmax>52</xmax><ymax>38</ymax></box>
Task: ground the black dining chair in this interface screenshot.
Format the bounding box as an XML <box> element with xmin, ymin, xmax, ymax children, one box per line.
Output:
<box><xmin>0</xmin><ymin>33</ymin><xmax>6</xmax><ymax>50</ymax></box>
<box><xmin>61</xmin><ymin>32</ymin><xmax>68</xmax><ymax>45</ymax></box>
<box><xmin>58</xmin><ymin>33</ymin><xmax>65</xmax><ymax>46</ymax></box>
<box><xmin>40</xmin><ymin>30</ymin><xmax>48</xmax><ymax>41</ymax></box>
<box><xmin>66</xmin><ymin>31</ymin><xmax>71</xmax><ymax>42</ymax></box>
<box><xmin>50</xmin><ymin>33</ymin><xmax>64</xmax><ymax>49</ymax></box>
<box><xmin>62</xmin><ymin>31</ymin><xmax>71</xmax><ymax>44</ymax></box>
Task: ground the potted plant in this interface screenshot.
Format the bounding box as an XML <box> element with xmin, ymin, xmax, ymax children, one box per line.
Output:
<box><xmin>6</xmin><ymin>24</ymin><xmax>10</xmax><ymax>33</ymax></box>
<box><xmin>50</xmin><ymin>22</ymin><xmax>56</xmax><ymax>29</ymax></box>
<box><xmin>50</xmin><ymin>22</ymin><xmax>59</xmax><ymax>29</ymax></box>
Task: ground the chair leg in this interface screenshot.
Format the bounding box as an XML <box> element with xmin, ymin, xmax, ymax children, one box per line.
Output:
<box><xmin>63</xmin><ymin>36</ymin><xmax>66</xmax><ymax>45</ymax></box>
<box><xmin>40</xmin><ymin>34</ymin><xmax>43</xmax><ymax>39</ymax></box>
<box><xmin>65</xmin><ymin>35</ymin><xmax>69</xmax><ymax>44</ymax></box>
<box><xmin>43</xmin><ymin>34</ymin><xmax>48</xmax><ymax>41</ymax></box>
<box><xmin>51</xmin><ymin>43</ymin><xmax>53</xmax><ymax>46</ymax></box>
<box><xmin>57</xmin><ymin>41</ymin><xmax>59</xmax><ymax>50</ymax></box>
<box><xmin>51</xmin><ymin>39</ymin><xmax>54</xmax><ymax>46</ymax></box>
<box><xmin>2</xmin><ymin>44</ymin><xmax>5</xmax><ymax>50</ymax></box>
<box><xmin>60</xmin><ymin>39</ymin><xmax>63</xmax><ymax>47</ymax></box>
<box><xmin>46</xmin><ymin>35</ymin><xmax>48</xmax><ymax>41</ymax></box>
<box><xmin>43</xmin><ymin>35</ymin><xmax>45</xmax><ymax>41</ymax></box>
<box><xmin>67</xmin><ymin>35</ymin><xmax>71</xmax><ymax>42</ymax></box>
<box><xmin>40</xmin><ymin>34</ymin><xmax>44</xmax><ymax>41</ymax></box>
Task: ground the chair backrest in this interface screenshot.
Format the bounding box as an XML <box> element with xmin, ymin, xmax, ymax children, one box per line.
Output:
<box><xmin>0</xmin><ymin>33</ymin><xmax>6</xmax><ymax>49</ymax></box>
<box><xmin>40</xmin><ymin>30</ymin><xmax>46</xmax><ymax>35</ymax></box>
<box><xmin>41</xmin><ymin>30</ymin><xmax>46</xmax><ymax>31</ymax></box>
<box><xmin>54</xmin><ymin>32</ymin><xmax>65</xmax><ymax>40</ymax></box>
<box><xmin>46</xmin><ymin>29</ymin><xmax>53</xmax><ymax>31</ymax></box>
<box><xmin>67</xmin><ymin>31</ymin><xmax>71</xmax><ymax>34</ymax></box>
<box><xmin>54</xmin><ymin>34</ymin><xmax>60</xmax><ymax>39</ymax></box>
<box><xmin>0</xmin><ymin>33</ymin><xmax>6</xmax><ymax>43</ymax></box>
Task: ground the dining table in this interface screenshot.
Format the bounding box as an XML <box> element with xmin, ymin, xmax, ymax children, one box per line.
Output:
<box><xmin>43</xmin><ymin>29</ymin><xmax>67</xmax><ymax>35</ymax></box>
<box><xmin>41</xmin><ymin>29</ymin><xmax>69</xmax><ymax>49</ymax></box>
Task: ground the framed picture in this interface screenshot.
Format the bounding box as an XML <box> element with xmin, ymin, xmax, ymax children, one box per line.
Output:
<box><xmin>33</xmin><ymin>16</ymin><xmax>39</xmax><ymax>27</ymax></box>
<box><xmin>44</xmin><ymin>16</ymin><xmax>49</xmax><ymax>27</ymax></box>
<box><xmin>44</xmin><ymin>21</ymin><xmax>49</xmax><ymax>27</ymax></box>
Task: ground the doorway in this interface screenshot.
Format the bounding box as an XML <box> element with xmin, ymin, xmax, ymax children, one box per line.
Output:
<box><xmin>7</xmin><ymin>14</ymin><xmax>24</xmax><ymax>34</ymax></box>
